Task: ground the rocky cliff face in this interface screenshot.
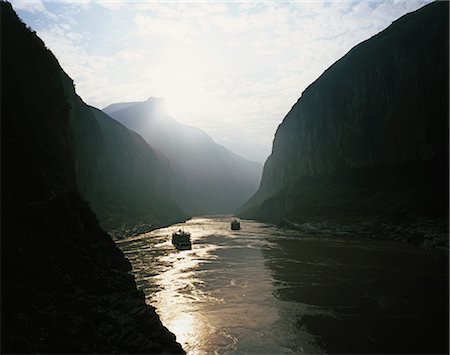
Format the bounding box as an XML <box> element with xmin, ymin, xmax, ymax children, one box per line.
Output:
<box><xmin>239</xmin><ymin>2</ymin><xmax>448</xmax><ymax>236</ymax></box>
<box><xmin>1</xmin><ymin>2</ymin><xmax>183</xmax><ymax>353</ymax></box>
<box><xmin>87</xmin><ymin>106</ymin><xmax>185</xmax><ymax>231</ymax></box>
<box><xmin>57</xmin><ymin>71</ymin><xmax>185</xmax><ymax>232</ymax></box>
<box><xmin>104</xmin><ymin>99</ymin><xmax>263</xmax><ymax>215</ymax></box>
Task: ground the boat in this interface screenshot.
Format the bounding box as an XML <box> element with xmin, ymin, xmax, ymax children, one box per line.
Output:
<box><xmin>231</xmin><ymin>219</ymin><xmax>241</xmax><ymax>230</ymax></box>
<box><xmin>172</xmin><ymin>229</ymin><xmax>192</xmax><ymax>250</ymax></box>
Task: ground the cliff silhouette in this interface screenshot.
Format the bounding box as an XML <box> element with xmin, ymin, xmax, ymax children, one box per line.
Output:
<box><xmin>239</xmin><ymin>2</ymin><xmax>449</xmax><ymax>247</ymax></box>
<box><xmin>1</xmin><ymin>2</ymin><xmax>184</xmax><ymax>352</ymax></box>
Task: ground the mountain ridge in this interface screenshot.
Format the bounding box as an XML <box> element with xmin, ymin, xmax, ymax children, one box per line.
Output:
<box><xmin>238</xmin><ymin>1</ymin><xmax>448</xmax><ymax>246</ymax></box>
<box><xmin>104</xmin><ymin>98</ymin><xmax>263</xmax><ymax>215</ymax></box>
<box><xmin>53</xmin><ymin>59</ymin><xmax>186</xmax><ymax>232</ymax></box>
<box><xmin>1</xmin><ymin>2</ymin><xmax>184</xmax><ymax>352</ymax></box>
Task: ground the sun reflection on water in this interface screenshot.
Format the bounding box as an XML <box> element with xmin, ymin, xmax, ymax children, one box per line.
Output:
<box><xmin>146</xmin><ymin>223</ymin><xmax>214</xmax><ymax>352</ymax></box>
<box><xmin>166</xmin><ymin>313</ymin><xmax>196</xmax><ymax>348</ymax></box>
<box><xmin>119</xmin><ymin>216</ymin><xmax>320</xmax><ymax>354</ymax></box>
<box><xmin>117</xmin><ymin>216</ymin><xmax>448</xmax><ymax>355</ymax></box>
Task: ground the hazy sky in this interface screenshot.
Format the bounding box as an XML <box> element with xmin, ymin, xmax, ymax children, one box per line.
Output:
<box><xmin>11</xmin><ymin>0</ymin><xmax>431</xmax><ymax>163</ymax></box>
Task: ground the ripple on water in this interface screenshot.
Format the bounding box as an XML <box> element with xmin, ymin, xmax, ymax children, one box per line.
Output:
<box><xmin>117</xmin><ymin>216</ymin><xmax>448</xmax><ymax>354</ymax></box>
<box><xmin>117</xmin><ymin>216</ymin><xmax>321</xmax><ymax>354</ymax></box>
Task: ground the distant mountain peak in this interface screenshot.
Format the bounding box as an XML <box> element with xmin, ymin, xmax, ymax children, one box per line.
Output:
<box><xmin>145</xmin><ymin>96</ymin><xmax>165</xmax><ymax>104</ymax></box>
<box><xmin>144</xmin><ymin>97</ymin><xmax>168</xmax><ymax>115</ymax></box>
<box><xmin>103</xmin><ymin>96</ymin><xmax>168</xmax><ymax>117</ymax></box>
<box><xmin>104</xmin><ymin>99</ymin><xmax>263</xmax><ymax>214</ymax></box>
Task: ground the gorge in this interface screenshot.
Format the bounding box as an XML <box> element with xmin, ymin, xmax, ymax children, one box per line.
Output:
<box><xmin>238</xmin><ymin>1</ymin><xmax>449</xmax><ymax>248</ymax></box>
<box><xmin>1</xmin><ymin>2</ymin><xmax>184</xmax><ymax>352</ymax></box>
<box><xmin>2</xmin><ymin>0</ymin><xmax>448</xmax><ymax>354</ymax></box>
<box><xmin>103</xmin><ymin>98</ymin><xmax>262</xmax><ymax>216</ymax></box>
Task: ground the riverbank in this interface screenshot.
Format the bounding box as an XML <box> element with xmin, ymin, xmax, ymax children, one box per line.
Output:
<box><xmin>107</xmin><ymin>217</ymin><xmax>190</xmax><ymax>241</ymax></box>
<box><xmin>272</xmin><ymin>216</ymin><xmax>449</xmax><ymax>249</ymax></box>
<box><xmin>3</xmin><ymin>188</ymin><xmax>185</xmax><ymax>354</ymax></box>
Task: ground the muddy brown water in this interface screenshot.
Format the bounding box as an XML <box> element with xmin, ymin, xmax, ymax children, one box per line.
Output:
<box><xmin>117</xmin><ymin>216</ymin><xmax>448</xmax><ymax>354</ymax></box>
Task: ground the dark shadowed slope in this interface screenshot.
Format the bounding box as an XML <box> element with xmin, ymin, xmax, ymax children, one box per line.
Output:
<box><xmin>104</xmin><ymin>98</ymin><xmax>263</xmax><ymax>215</ymax></box>
<box><xmin>57</xmin><ymin>72</ymin><xmax>185</xmax><ymax>233</ymax></box>
<box><xmin>86</xmin><ymin>106</ymin><xmax>185</xmax><ymax>231</ymax></box>
<box><xmin>239</xmin><ymin>1</ymin><xmax>449</xmax><ymax>243</ymax></box>
<box><xmin>1</xmin><ymin>2</ymin><xmax>183</xmax><ymax>353</ymax></box>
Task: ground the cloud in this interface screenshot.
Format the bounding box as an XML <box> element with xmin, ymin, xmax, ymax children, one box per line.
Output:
<box><xmin>36</xmin><ymin>22</ymin><xmax>114</xmax><ymax>106</ymax></box>
<box><xmin>134</xmin><ymin>14</ymin><xmax>198</xmax><ymax>42</ymax></box>
<box><xmin>11</xmin><ymin>0</ymin><xmax>433</xmax><ymax>163</ymax></box>
<box><xmin>211</xmin><ymin>6</ymin><xmax>291</xmax><ymax>35</ymax></box>
<box><xmin>10</xmin><ymin>0</ymin><xmax>58</xmax><ymax>19</ymax></box>
<box><xmin>11</xmin><ymin>0</ymin><xmax>45</xmax><ymax>12</ymax></box>
<box><xmin>93</xmin><ymin>0</ymin><xmax>125</xmax><ymax>11</ymax></box>
<box><xmin>132</xmin><ymin>2</ymin><xmax>229</xmax><ymax>44</ymax></box>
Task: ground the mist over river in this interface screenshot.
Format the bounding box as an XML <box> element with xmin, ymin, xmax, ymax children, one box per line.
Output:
<box><xmin>116</xmin><ymin>216</ymin><xmax>448</xmax><ymax>354</ymax></box>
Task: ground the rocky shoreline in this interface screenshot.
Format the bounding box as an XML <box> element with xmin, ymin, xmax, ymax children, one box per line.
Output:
<box><xmin>275</xmin><ymin>217</ymin><xmax>448</xmax><ymax>249</ymax></box>
<box><xmin>109</xmin><ymin>221</ymin><xmax>176</xmax><ymax>241</ymax></box>
<box><xmin>3</xmin><ymin>190</ymin><xmax>186</xmax><ymax>354</ymax></box>
<box><xmin>2</xmin><ymin>3</ymin><xmax>186</xmax><ymax>352</ymax></box>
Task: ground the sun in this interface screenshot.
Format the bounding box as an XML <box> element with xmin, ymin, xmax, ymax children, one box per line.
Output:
<box><xmin>152</xmin><ymin>45</ymin><xmax>213</xmax><ymax>118</ymax></box>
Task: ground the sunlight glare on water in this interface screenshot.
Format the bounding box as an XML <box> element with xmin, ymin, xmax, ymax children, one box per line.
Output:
<box><xmin>117</xmin><ymin>216</ymin><xmax>319</xmax><ymax>354</ymax></box>
<box><xmin>116</xmin><ymin>216</ymin><xmax>448</xmax><ymax>354</ymax></box>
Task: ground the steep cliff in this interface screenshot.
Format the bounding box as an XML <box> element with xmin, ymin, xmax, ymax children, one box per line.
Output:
<box><xmin>88</xmin><ymin>106</ymin><xmax>185</xmax><ymax>231</ymax></box>
<box><xmin>57</xmin><ymin>73</ymin><xmax>185</xmax><ymax>232</ymax></box>
<box><xmin>104</xmin><ymin>99</ymin><xmax>262</xmax><ymax>215</ymax></box>
<box><xmin>239</xmin><ymin>2</ymin><xmax>448</xmax><ymax>236</ymax></box>
<box><xmin>1</xmin><ymin>2</ymin><xmax>183</xmax><ymax>353</ymax></box>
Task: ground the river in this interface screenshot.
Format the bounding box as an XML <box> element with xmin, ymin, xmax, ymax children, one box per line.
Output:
<box><xmin>116</xmin><ymin>216</ymin><xmax>448</xmax><ymax>354</ymax></box>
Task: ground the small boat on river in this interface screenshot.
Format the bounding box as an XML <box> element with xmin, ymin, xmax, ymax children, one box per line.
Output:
<box><xmin>172</xmin><ymin>229</ymin><xmax>192</xmax><ymax>250</ymax></box>
<box><xmin>231</xmin><ymin>219</ymin><xmax>241</xmax><ymax>230</ymax></box>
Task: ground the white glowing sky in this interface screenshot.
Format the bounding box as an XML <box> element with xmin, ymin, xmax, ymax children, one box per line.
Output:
<box><xmin>11</xmin><ymin>0</ymin><xmax>431</xmax><ymax>163</ymax></box>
